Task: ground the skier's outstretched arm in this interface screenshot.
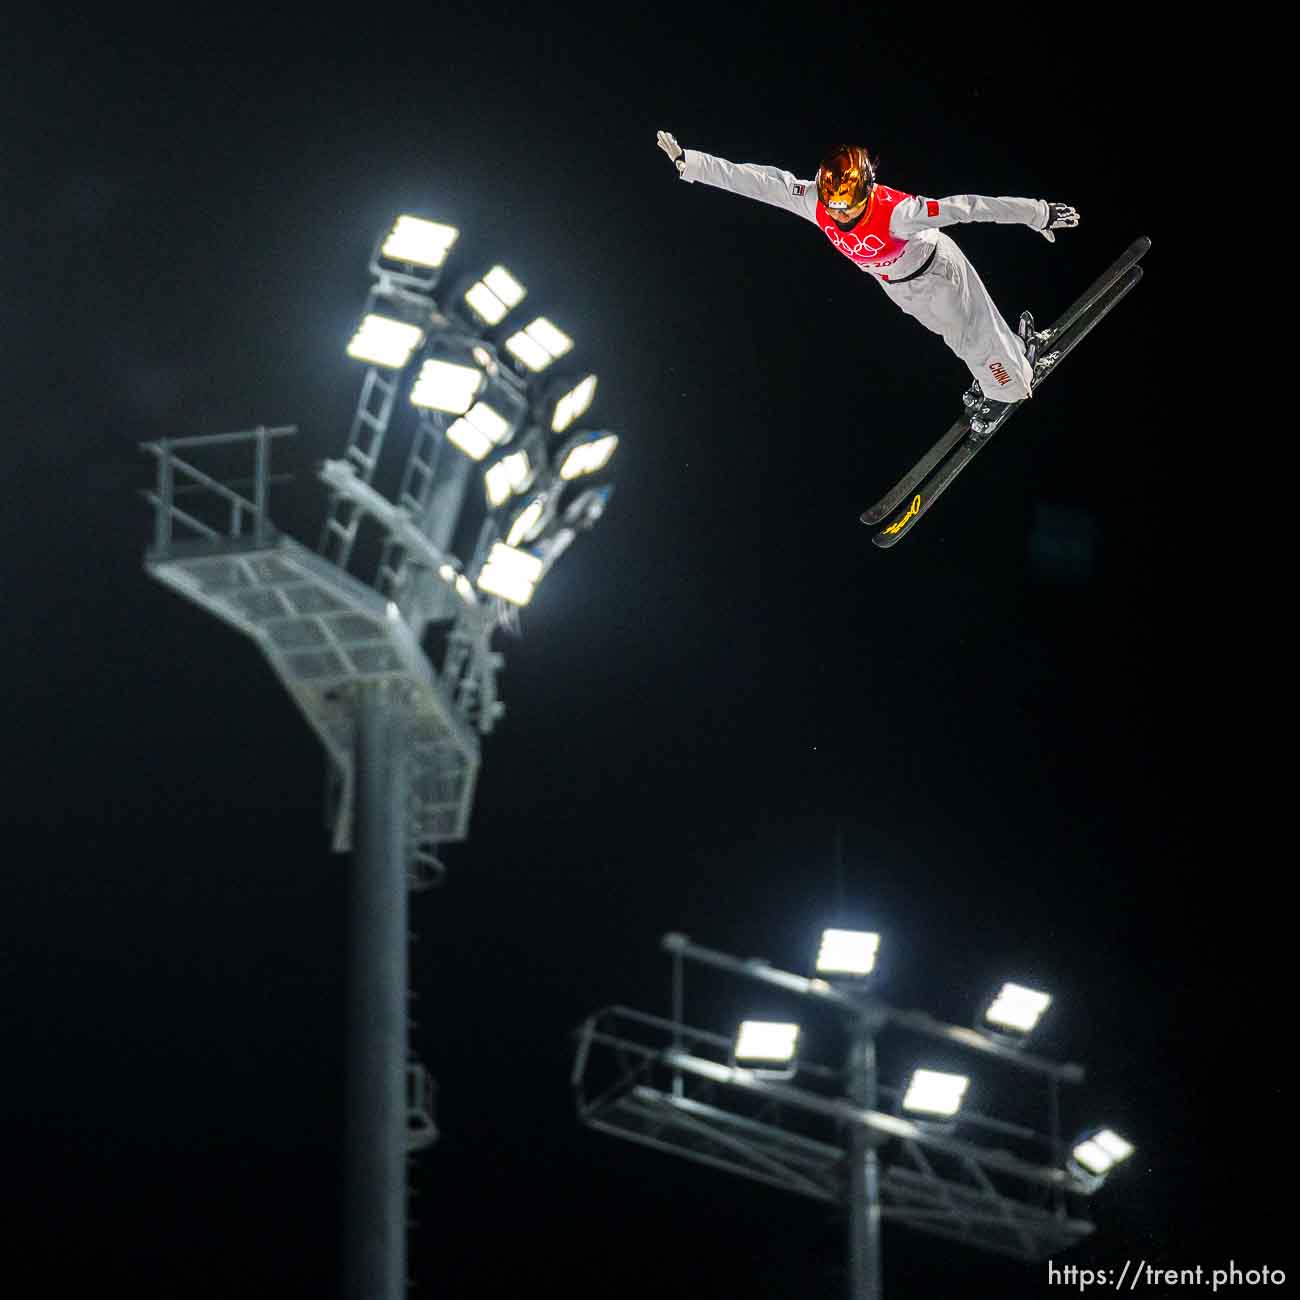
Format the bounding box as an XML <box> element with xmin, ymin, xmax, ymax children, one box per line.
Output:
<box><xmin>892</xmin><ymin>194</ymin><xmax>1080</xmax><ymax>242</ymax></box>
<box><xmin>656</xmin><ymin>131</ymin><xmax>819</xmax><ymax>224</ymax></box>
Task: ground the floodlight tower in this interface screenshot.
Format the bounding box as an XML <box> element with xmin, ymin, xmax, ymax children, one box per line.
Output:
<box><xmin>573</xmin><ymin>928</ymin><xmax>1134</xmax><ymax>1300</ymax></box>
<box><xmin>141</xmin><ymin>214</ymin><xmax>619</xmax><ymax>1300</ymax></box>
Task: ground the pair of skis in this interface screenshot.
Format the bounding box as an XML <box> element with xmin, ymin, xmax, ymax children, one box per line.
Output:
<box><xmin>862</xmin><ymin>236</ymin><xmax>1151</xmax><ymax>548</ymax></box>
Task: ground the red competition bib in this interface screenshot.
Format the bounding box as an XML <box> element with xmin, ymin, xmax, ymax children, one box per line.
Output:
<box><xmin>815</xmin><ymin>184</ymin><xmax>913</xmax><ymax>280</ymax></box>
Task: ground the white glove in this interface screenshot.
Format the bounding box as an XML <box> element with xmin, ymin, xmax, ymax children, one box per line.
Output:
<box><xmin>1038</xmin><ymin>202</ymin><xmax>1080</xmax><ymax>243</ymax></box>
<box><xmin>657</xmin><ymin>130</ymin><xmax>686</xmax><ymax>175</ymax></box>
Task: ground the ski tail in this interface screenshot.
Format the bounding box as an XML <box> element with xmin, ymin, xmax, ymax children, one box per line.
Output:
<box><xmin>859</xmin><ymin>413</ymin><xmax>970</xmax><ymax>525</ymax></box>
<box><xmin>1040</xmin><ymin>235</ymin><xmax>1150</xmax><ymax>346</ymax></box>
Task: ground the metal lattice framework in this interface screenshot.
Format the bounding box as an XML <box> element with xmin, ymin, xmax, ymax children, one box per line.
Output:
<box><xmin>142</xmin><ymin>427</ymin><xmax>480</xmax><ymax>868</ymax></box>
<box><xmin>574</xmin><ymin>933</ymin><xmax>1115</xmax><ymax>1299</ymax></box>
<box><xmin>573</xmin><ymin>1007</ymin><xmax>1094</xmax><ymax>1262</ymax></box>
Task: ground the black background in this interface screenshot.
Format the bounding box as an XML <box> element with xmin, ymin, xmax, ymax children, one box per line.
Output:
<box><xmin>4</xmin><ymin>6</ymin><xmax>1269</xmax><ymax>1297</ymax></box>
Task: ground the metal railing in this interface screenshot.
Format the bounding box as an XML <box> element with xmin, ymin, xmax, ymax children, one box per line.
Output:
<box><xmin>141</xmin><ymin>425</ymin><xmax>296</xmax><ymax>556</ymax></box>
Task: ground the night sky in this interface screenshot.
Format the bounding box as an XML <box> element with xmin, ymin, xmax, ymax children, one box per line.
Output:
<box><xmin>4</xmin><ymin>7</ymin><xmax>1268</xmax><ymax>1298</ymax></box>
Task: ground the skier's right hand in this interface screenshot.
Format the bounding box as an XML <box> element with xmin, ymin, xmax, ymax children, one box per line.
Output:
<box><xmin>1038</xmin><ymin>202</ymin><xmax>1080</xmax><ymax>243</ymax></box>
<box><xmin>657</xmin><ymin>130</ymin><xmax>686</xmax><ymax>175</ymax></box>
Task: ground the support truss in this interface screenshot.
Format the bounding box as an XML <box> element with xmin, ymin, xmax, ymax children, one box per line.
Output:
<box><xmin>573</xmin><ymin>1005</ymin><xmax>1094</xmax><ymax>1263</ymax></box>
<box><xmin>142</xmin><ymin>428</ymin><xmax>480</xmax><ymax>869</ymax></box>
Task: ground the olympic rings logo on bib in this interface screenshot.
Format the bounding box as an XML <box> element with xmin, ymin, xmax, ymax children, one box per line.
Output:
<box><xmin>823</xmin><ymin>227</ymin><xmax>887</xmax><ymax>259</ymax></box>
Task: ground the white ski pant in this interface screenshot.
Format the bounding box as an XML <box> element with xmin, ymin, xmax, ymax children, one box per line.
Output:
<box><xmin>881</xmin><ymin>232</ymin><xmax>1033</xmax><ymax>403</ymax></box>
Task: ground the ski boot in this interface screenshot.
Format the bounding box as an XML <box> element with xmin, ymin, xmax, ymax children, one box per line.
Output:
<box><xmin>969</xmin><ymin>396</ymin><xmax>1017</xmax><ymax>439</ymax></box>
<box><xmin>1018</xmin><ymin>310</ymin><xmax>1044</xmax><ymax>368</ymax></box>
<box><xmin>964</xmin><ymin>381</ymin><xmax>1014</xmax><ymax>438</ymax></box>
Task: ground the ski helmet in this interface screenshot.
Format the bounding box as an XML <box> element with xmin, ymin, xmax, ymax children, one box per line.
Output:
<box><xmin>816</xmin><ymin>145</ymin><xmax>875</xmax><ymax>212</ymax></box>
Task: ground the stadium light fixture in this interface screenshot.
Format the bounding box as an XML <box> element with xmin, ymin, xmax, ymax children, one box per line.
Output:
<box><xmin>445</xmin><ymin>401</ymin><xmax>514</xmax><ymax>462</ymax></box>
<box><xmin>475</xmin><ymin>540</ymin><xmax>540</xmax><ymax>605</ymax></box>
<box><xmin>732</xmin><ymin>1020</ymin><xmax>801</xmax><ymax>1076</ymax></box>
<box><xmin>476</xmin><ymin>541</ymin><xmax>544</xmax><ymax>606</ymax></box>
<box><xmin>484</xmin><ymin>449</ymin><xmax>534</xmax><ymax>508</ymax></box>
<box><xmin>380</xmin><ymin>215</ymin><xmax>459</xmax><ymax>270</ymax></box>
<box><xmin>346</xmin><ymin>313</ymin><xmax>426</xmax><ymax>370</ymax></box>
<box><xmin>410</xmin><ymin>358</ymin><xmax>484</xmax><ymax>415</ymax></box>
<box><xmin>464</xmin><ymin>265</ymin><xmax>527</xmax><ymax>327</ymax></box>
<box><xmin>815</xmin><ymin>928</ymin><xmax>880</xmax><ymax>978</ymax></box>
<box><xmin>437</xmin><ymin>563</ymin><xmax>478</xmax><ymax>606</ymax></box>
<box><xmin>551</xmin><ymin>373</ymin><xmax>599</xmax><ymax>433</ymax></box>
<box><xmin>983</xmin><ymin>983</ymin><xmax>1052</xmax><ymax>1036</ymax></box>
<box><xmin>505</xmin><ymin>317</ymin><xmax>573</xmax><ymax>372</ymax></box>
<box><xmin>1070</xmin><ymin>1129</ymin><xmax>1134</xmax><ymax>1178</ymax></box>
<box><xmin>557</xmin><ymin>430</ymin><xmax>619</xmax><ymax>482</ymax></box>
<box><xmin>504</xmin><ymin>495</ymin><xmax>549</xmax><ymax>548</ymax></box>
<box><xmin>901</xmin><ymin>1069</ymin><xmax>970</xmax><ymax>1118</ymax></box>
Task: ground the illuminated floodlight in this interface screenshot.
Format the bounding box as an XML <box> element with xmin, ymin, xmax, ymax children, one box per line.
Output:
<box><xmin>346</xmin><ymin>314</ymin><xmax>425</xmax><ymax>369</ymax></box>
<box><xmin>476</xmin><ymin>541</ymin><xmax>544</xmax><ymax>606</ymax></box>
<box><xmin>446</xmin><ymin>401</ymin><xmax>513</xmax><ymax>462</ymax></box>
<box><xmin>381</xmin><ymin>215</ymin><xmax>459</xmax><ymax>269</ymax></box>
<box><xmin>484</xmin><ymin>450</ymin><xmax>533</xmax><ymax>507</ymax></box>
<box><xmin>505</xmin><ymin>496</ymin><xmax>547</xmax><ymax>547</ymax></box>
<box><xmin>815</xmin><ymin>929</ymin><xmax>880</xmax><ymax>977</ymax></box>
<box><xmin>551</xmin><ymin>374</ymin><xmax>598</xmax><ymax>433</ymax></box>
<box><xmin>733</xmin><ymin>1021</ymin><xmax>800</xmax><ymax>1074</ymax></box>
<box><xmin>1071</xmin><ymin>1129</ymin><xmax>1134</xmax><ymax>1177</ymax></box>
<box><xmin>438</xmin><ymin>563</ymin><xmax>477</xmax><ymax>605</ymax></box>
<box><xmin>984</xmin><ymin>983</ymin><xmax>1052</xmax><ymax>1035</ymax></box>
<box><xmin>446</xmin><ymin>419</ymin><xmax>492</xmax><ymax>461</ymax></box>
<box><xmin>558</xmin><ymin>431</ymin><xmax>619</xmax><ymax>481</ymax></box>
<box><xmin>505</xmin><ymin>317</ymin><xmax>573</xmax><ymax>372</ymax></box>
<box><xmin>464</xmin><ymin>265</ymin><xmax>527</xmax><ymax>326</ymax></box>
<box><xmin>467</xmin><ymin>402</ymin><xmax>512</xmax><ymax>444</ymax></box>
<box><xmin>410</xmin><ymin>358</ymin><xmax>483</xmax><ymax>414</ymax></box>
<box><xmin>902</xmin><ymin>1069</ymin><xmax>969</xmax><ymax>1118</ymax></box>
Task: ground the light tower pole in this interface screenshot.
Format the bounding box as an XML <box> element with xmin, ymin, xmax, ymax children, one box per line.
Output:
<box><xmin>574</xmin><ymin>929</ymin><xmax>1135</xmax><ymax>1299</ymax></box>
<box><xmin>142</xmin><ymin>213</ymin><xmax>619</xmax><ymax>1300</ymax></box>
<box><xmin>845</xmin><ymin>1009</ymin><xmax>883</xmax><ymax>1299</ymax></box>
<box><xmin>346</xmin><ymin>681</ymin><xmax>411</xmax><ymax>1300</ymax></box>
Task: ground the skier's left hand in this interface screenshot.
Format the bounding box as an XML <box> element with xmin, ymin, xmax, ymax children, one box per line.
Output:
<box><xmin>657</xmin><ymin>130</ymin><xmax>686</xmax><ymax>174</ymax></box>
<box><xmin>1038</xmin><ymin>202</ymin><xmax>1080</xmax><ymax>243</ymax></box>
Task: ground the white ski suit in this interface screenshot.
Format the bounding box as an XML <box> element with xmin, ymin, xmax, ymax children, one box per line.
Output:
<box><xmin>679</xmin><ymin>149</ymin><xmax>1053</xmax><ymax>403</ymax></box>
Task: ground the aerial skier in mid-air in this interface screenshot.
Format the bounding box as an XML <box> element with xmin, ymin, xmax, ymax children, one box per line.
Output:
<box><xmin>655</xmin><ymin>131</ymin><xmax>1149</xmax><ymax>546</ymax></box>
